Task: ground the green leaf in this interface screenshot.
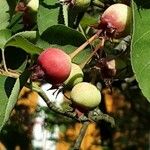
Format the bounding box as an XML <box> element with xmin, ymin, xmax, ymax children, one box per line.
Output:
<box><xmin>6</xmin><ymin>0</ymin><xmax>18</xmax><ymax>17</ymax></box>
<box><xmin>5</xmin><ymin>33</ymin><xmax>42</xmax><ymax>55</ymax></box>
<box><xmin>41</xmin><ymin>25</ymin><xmax>86</xmax><ymax>47</ymax></box>
<box><xmin>5</xmin><ymin>47</ymin><xmax>27</xmax><ymax>71</ymax></box>
<box><xmin>43</xmin><ymin>0</ymin><xmax>56</xmax><ymax>5</ymax></box>
<box><xmin>131</xmin><ymin>0</ymin><xmax>150</xmax><ymax>102</ymax></box>
<box><xmin>0</xmin><ymin>29</ymin><xmax>12</xmax><ymax>49</ymax></box>
<box><xmin>37</xmin><ymin>0</ymin><xmax>61</xmax><ymax>35</ymax></box>
<box><xmin>13</xmin><ymin>31</ymin><xmax>39</xmax><ymax>43</ymax></box>
<box><xmin>80</xmin><ymin>13</ymin><xmax>98</xmax><ymax>29</ymax></box>
<box><xmin>8</xmin><ymin>12</ymin><xmax>24</xmax><ymax>34</ymax></box>
<box><xmin>0</xmin><ymin>70</ymin><xmax>30</xmax><ymax>131</ymax></box>
<box><xmin>0</xmin><ymin>0</ymin><xmax>10</xmax><ymax>30</ymax></box>
<box><xmin>36</xmin><ymin>25</ymin><xmax>92</xmax><ymax>64</ymax></box>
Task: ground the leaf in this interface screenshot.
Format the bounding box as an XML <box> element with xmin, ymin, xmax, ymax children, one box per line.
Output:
<box><xmin>8</xmin><ymin>12</ymin><xmax>24</xmax><ymax>34</ymax></box>
<box><xmin>37</xmin><ymin>0</ymin><xmax>61</xmax><ymax>35</ymax></box>
<box><xmin>5</xmin><ymin>33</ymin><xmax>42</xmax><ymax>55</ymax></box>
<box><xmin>36</xmin><ymin>25</ymin><xmax>92</xmax><ymax>64</ymax></box>
<box><xmin>12</xmin><ymin>31</ymin><xmax>39</xmax><ymax>43</ymax></box>
<box><xmin>6</xmin><ymin>0</ymin><xmax>18</xmax><ymax>17</ymax></box>
<box><xmin>4</xmin><ymin>31</ymin><xmax>39</xmax><ymax>71</ymax></box>
<box><xmin>5</xmin><ymin>47</ymin><xmax>28</xmax><ymax>71</ymax></box>
<box><xmin>0</xmin><ymin>70</ymin><xmax>30</xmax><ymax>131</ymax></box>
<box><xmin>41</xmin><ymin>25</ymin><xmax>86</xmax><ymax>47</ymax></box>
<box><xmin>131</xmin><ymin>0</ymin><xmax>150</xmax><ymax>101</ymax></box>
<box><xmin>80</xmin><ymin>13</ymin><xmax>98</xmax><ymax>29</ymax></box>
<box><xmin>0</xmin><ymin>29</ymin><xmax>12</xmax><ymax>49</ymax></box>
<box><xmin>43</xmin><ymin>0</ymin><xmax>56</xmax><ymax>5</ymax></box>
<box><xmin>0</xmin><ymin>0</ymin><xmax>10</xmax><ymax>30</ymax></box>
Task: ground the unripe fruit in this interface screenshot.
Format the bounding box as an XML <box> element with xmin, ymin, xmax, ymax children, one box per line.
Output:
<box><xmin>100</xmin><ymin>3</ymin><xmax>131</xmax><ymax>37</ymax></box>
<box><xmin>27</xmin><ymin>0</ymin><xmax>39</xmax><ymax>12</ymax></box>
<box><xmin>71</xmin><ymin>82</ymin><xmax>101</xmax><ymax>110</ymax></box>
<box><xmin>74</xmin><ymin>0</ymin><xmax>91</xmax><ymax>10</ymax></box>
<box><xmin>38</xmin><ymin>48</ymin><xmax>71</xmax><ymax>84</ymax></box>
<box><xmin>64</xmin><ymin>63</ymin><xmax>83</xmax><ymax>88</ymax></box>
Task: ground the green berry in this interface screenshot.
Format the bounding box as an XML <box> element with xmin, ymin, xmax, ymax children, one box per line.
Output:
<box><xmin>64</xmin><ymin>63</ymin><xmax>83</xmax><ymax>88</ymax></box>
<box><xmin>74</xmin><ymin>0</ymin><xmax>91</xmax><ymax>10</ymax></box>
<box><xmin>71</xmin><ymin>82</ymin><xmax>101</xmax><ymax>110</ymax></box>
<box><xmin>27</xmin><ymin>0</ymin><xmax>39</xmax><ymax>12</ymax></box>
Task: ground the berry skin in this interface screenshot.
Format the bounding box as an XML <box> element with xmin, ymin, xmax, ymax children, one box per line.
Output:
<box><xmin>70</xmin><ymin>82</ymin><xmax>101</xmax><ymax>110</ymax></box>
<box><xmin>74</xmin><ymin>0</ymin><xmax>91</xmax><ymax>10</ymax></box>
<box><xmin>100</xmin><ymin>3</ymin><xmax>131</xmax><ymax>37</ymax></box>
<box><xmin>38</xmin><ymin>48</ymin><xmax>71</xmax><ymax>84</ymax></box>
<box><xmin>27</xmin><ymin>0</ymin><xmax>39</xmax><ymax>12</ymax></box>
<box><xmin>64</xmin><ymin>63</ymin><xmax>83</xmax><ymax>89</ymax></box>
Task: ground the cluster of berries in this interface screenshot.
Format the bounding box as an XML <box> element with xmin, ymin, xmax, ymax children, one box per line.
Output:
<box><xmin>31</xmin><ymin>3</ymin><xmax>131</xmax><ymax>112</ymax></box>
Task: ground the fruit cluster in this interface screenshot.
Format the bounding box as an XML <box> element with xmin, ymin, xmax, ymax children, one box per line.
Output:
<box><xmin>31</xmin><ymin>3</ymin><xmax>131</xmax><ymax>113</ymax></box>
<box><xmin>35</xmin><ymin>47</ymin><xmax>101</xmax><ymax>112</ymax></box>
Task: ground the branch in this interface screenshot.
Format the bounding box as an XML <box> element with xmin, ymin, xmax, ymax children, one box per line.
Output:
<box><xmin>32</xmin><ymin>84</ymin><xmax>89</xmax><ymax>122</ymax></box>
<box><xmin>89</xmin><ymin>111</ymin><xmax>115</xmax><ymax>127</ymax></box>
<box><xmin>32</xmin><ymin>84</ymin><xmax>115</xmax><ymax>126</ymax></box>
<box><xmin>72</xmin><ymin>121</ymin><xmax>90</xmax><ymax>150</ymax></box>
<box><xmin>0</xmin><ymin>69</ymin><xmax>20</xmax><ymax>78</ymax></box>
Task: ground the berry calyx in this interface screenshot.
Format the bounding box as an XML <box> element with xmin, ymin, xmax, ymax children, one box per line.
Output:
<box><xmin>70</xmin><ymin>82</ymin><xmax>101</xmax><ymax>110</ymax></box>
<box><xmin>99</xmin><ymin>3</ymin><xmax>131</xmax><ymax>37</ymax></box>
<box><xmin>37</xmin><ymin>48</ymin><xmax>71</xmax><ymax>84</ymax></box>
<box><xmin>64</xmin><ymin>63</ymin><xmax>83</xmax><ymax>88</ymax></box>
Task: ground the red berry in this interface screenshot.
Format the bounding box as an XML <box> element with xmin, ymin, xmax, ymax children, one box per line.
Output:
<box><xmin>38</xmin><ymin>48</ymin><xmax>71</xmax><ymax>84</ymax></box>
<box><xmin>100</xmin><ymin>3</ymin><xmax>131</xmax><ymax>37</ymax></box>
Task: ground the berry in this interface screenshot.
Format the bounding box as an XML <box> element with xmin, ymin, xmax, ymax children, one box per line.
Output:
<box><xmin>64</xmin><ymin>63</ymin><xmax>83</xmax><ymax>88</ymax></box>
<box><xmin>27</xmin><ymin>0</ymin><xmax>39</xmax><ymax>12</ymax></box>
<box><xmin>37</xmin><ymin>48</ymin><xmax>71</xmax><ymax>84</ymax></box>
<box><xmin>100</xmin><ymin>3</ymin><xmax>131</xmax><ymax>37</ymax></box>
<box><xmin>70</xmin><ymin>82</ymin><xmax>101</xmax><ymax>110</ymax></box>
<box><xmin>74</xmin><ymin>0</ymin><xmax>91</xmax><ymax>10</ymax></box>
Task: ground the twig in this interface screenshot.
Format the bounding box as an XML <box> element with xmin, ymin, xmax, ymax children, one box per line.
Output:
<box><xmin>91</xmin><ymin>112</ymin><xmax>115</xmax><ymax>127</ymax></box>
<box><xmin>32</xmin><ymin>84</ymin><xmax>89</xmax><ymax>122</ymax></box>
<box><xmin>72</xmin><ymin>121</ymin><xmax>90</xmax><ymax>150</ymax></box>
<box><xmin>0</xmin><ymin>69</ymin><xmax>20</xmax><ymax>78</ymax></box>
<box><xmin>31</xmin><ymin>83</ymin><xmax>115</xmax><ymax>126</ymax></box>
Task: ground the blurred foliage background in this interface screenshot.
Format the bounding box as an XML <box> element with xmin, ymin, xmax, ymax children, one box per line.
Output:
<box><xmin>0</xmin><ymin>85</ymin><xmax>149</xmax><ymax>150</ymax></box>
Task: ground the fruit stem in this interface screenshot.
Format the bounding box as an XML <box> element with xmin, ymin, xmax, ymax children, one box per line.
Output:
<box><xmin>2</xmin><ymin>48</ymin><xmax>8</xmax><ymax>72</ymax></box>
<box><xmin>69</xmin><ymin>32</ymin><xmax>101</xmax><ymax>59</ymax></box>
<box><xmin>79</xmin><ymin>37</ymin><xmax>105</xmax><ymax>69</ymax></box>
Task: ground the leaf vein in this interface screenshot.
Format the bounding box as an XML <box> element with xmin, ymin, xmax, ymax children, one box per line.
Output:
<box><xmin>133</xmin><ymin>30</ymin><xmax>150</xmax><ymax>46</ymax></box>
